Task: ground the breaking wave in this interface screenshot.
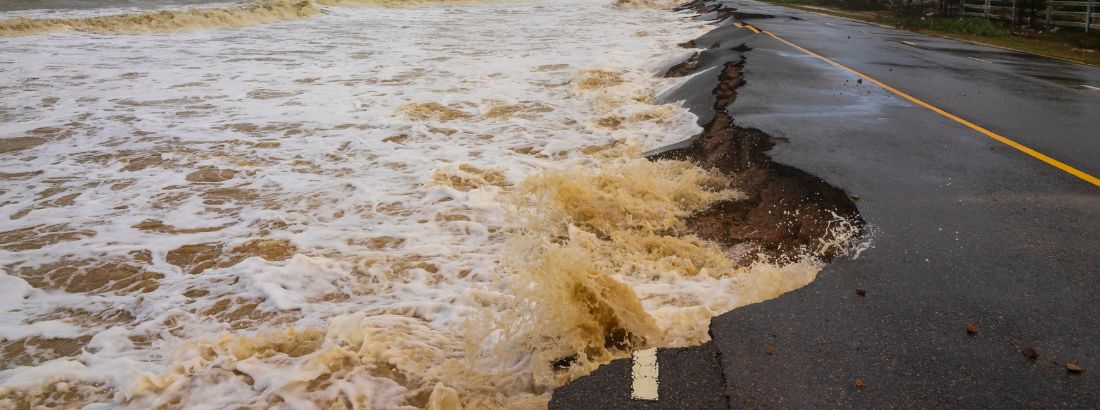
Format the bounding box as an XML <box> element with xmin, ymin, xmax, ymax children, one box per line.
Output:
<box><xmin>0</xmin><ymin>0</ymin><xmax>320</xmax><ymax>37</ymax></box>
<box><xmin>317</xmin><ymin>0</ymin><xmax>498</xmax><ymax>7</ymax></box>
<box><xmin>613</xmin><ymin>0</ymin><xmax>683</xmax><ymax>9</ymax></box>
<box><xmin>0</xmin><ymin>0</ymin><xmax>495</xmax><ymax>37</ymax></box>
<box><xmin>482</xmin><ymin>157</ymin><xmax>828</xmax><ymax>387</ymax></box>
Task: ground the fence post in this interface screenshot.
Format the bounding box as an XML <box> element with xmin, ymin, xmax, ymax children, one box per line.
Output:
<box><xmin>1087</xmin><ymin>0</ymin><xmax>1094</xmax><ymax>33</ymax></box>
<box><xmin>1011</xmin><ymin>0</ymin><xmax>1017</xmax><ymax>25</ymax></box>
<box><xmin>1045</xmin><ymin>2</ymin><xmax>1052</xmax><ymax>28</ymax></box>
<box><xmin>984</xmin><ymin>0</ymin><xmax>990</xmax><ymax>18</ymax></box>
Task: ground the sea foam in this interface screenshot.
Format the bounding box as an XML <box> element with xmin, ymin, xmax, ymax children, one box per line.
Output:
<box><xmin>0</xmin><ymin>1</ymin><xmax>833</xmax><ymax>408</ymax></box>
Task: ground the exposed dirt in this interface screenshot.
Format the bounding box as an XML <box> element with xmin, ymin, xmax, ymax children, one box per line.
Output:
<box><xmin>664</xmin><ymin>52</ymin><xmax>701</xmax><ymax>77</ymax></box>
<box><xmin>653</xmin><ymin>58</ymin><xmax>863</xmax><ymax>263</ymax></box>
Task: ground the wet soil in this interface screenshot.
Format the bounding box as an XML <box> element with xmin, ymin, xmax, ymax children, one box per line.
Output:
<box><xmin>664</xmin><ymin>52</ymin><xmax>701</xmax><ymax>77</ymax></box>
<box><xmin>653</xmin><ymin>55</ymin><xmax>863</xmax><ymax>263</ymax></box>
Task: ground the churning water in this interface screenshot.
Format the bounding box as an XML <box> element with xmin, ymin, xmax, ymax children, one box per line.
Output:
<box><xmin>0</xmin><ymin>1</ymin><xmax>837</xmax><ymax>408</ymax></box>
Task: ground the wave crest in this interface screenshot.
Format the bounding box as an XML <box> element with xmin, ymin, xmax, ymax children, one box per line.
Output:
<box><xmin>0</xmin><ymin>0</ymin><xmax>319</xmax><ymax>37</ymax></box>
<box><xmin>613</xmin><ymin>0</ymin><xmax>683</xmax><ymax>9</ymax></box>
<box><xmin>317</xmin><ymin>0</ymin><xmax>495</xmax><ymax>7</ymax></box>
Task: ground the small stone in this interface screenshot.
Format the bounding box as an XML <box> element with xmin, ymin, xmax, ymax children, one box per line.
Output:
<box><xmin>765</xmin><ymin>345</ymin><xmax>774</xmax><ymax>355</ymax></box>
<box><xmin>850</xmin><ymin>194</ymin><xmax>861</xmax><ymax>201</ymax></box>
<box><xmin>857</xmin><ymin>78</ymin><xmax>863</xmax><ymax>84</ymax></box>
<box><xmin>966</xmin><ymin>323</ymin><xmax>977</xmax><ymax>335</ymax></box>
<box><xmin>1022</xmin><ymin>347</ymin><xmax>1039</xmax><ymax>360</ymax></box>
<box><xmin>854</xmin><ymin>379</ymin><xmax>867</xmax><ymax>389</ymax></box>
<box><xmin>856</xmin><ymin>288</ymin><xmax>866</xmax><ymax>296</ymax></box>
<box><xmin>1067</xmin><ymin>363</ymin><xmax>1083</xmax><ymax>374</ymax></box>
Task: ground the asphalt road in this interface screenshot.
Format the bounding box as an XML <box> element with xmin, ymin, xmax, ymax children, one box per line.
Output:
<box><xmin>552</xmin><ymin>1</ymin><xmax>1100</xmax><ymax>408</ymax></box>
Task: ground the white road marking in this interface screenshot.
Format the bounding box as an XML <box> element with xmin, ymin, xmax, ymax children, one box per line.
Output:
<box><xmin>631</xmin><ymin>348</ymin><xmax>659</xmax><ymax>401</ymax></box>
<box><xmin>900</xmin><ymin>40</ymin><xmax>919</xmax><ymax>46</ymax></box>
<box><xmin>968</xmin><ymin>56</ymin><xmax>993</xmax><ymax>63</ymax></box>
<box><xmin>1082</xmin><ymin>84</ymin><xmax>1100</xmax><ymax>91</ymax></box>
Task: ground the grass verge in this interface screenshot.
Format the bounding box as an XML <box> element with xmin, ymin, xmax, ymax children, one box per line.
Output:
<box><xmin>760</xmin><ymin>1</ymin><xmax>1100</xmax><ymax>67</ymax></box>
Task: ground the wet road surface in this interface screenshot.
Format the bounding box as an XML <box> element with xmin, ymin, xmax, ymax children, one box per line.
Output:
<box><xmin>552</xmin><ymin>1</ymin><xmax>1100</xmax><ymax>408</ymax></box>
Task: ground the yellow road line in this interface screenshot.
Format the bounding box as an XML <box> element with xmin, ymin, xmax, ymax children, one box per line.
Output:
<box><xmin>734</xmin><ymin>22</ymin><xmax>760</xmax><ymax>33</ymax></box>
<box><xmin>750</xmin><ymin>28</ymin><xmax>1100</xmax><ymax>188</ymax></box>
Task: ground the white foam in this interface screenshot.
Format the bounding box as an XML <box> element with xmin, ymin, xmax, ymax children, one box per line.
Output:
<box><xmin>1</xmin><ymin>0</ymin><xmax>713</xmax><ymax>407</ymax></box>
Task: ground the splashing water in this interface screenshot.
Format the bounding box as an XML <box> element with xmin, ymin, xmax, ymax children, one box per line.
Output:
<box><xmin>0</xmin><ymin>0</ymin><xmax>848</xmax><ymax>408</ymax></box>
<box><xmin>0</xmin><ymin>0</ymin><xmax>320</xmax><ymax>37</ymax></box>
<box><xmin>0</xmin><ymin>0</ymin><xmax>511</xmax><ymax>37</ymax></box>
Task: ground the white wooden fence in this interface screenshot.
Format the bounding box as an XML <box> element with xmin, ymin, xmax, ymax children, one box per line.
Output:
<box><xmin>960</xmin><ymin>0</ymin><xmax>1098</xmax><ymax>32</ymax></box>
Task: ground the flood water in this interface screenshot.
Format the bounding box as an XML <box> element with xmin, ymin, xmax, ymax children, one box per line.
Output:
<box><xmin>0</xmin><ymin>1</ymin><xmax>829</xmax><ymax>408</ymax></box>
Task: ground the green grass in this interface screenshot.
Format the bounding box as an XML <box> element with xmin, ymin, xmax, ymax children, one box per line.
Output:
<box><xmin>760</xmin><ymin>1</ymin><xmax>1100</xmax><ymax>66</ymax></box>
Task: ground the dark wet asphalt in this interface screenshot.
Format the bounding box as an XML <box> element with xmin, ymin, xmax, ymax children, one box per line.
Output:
<box><xmin>553</xmin><ymin>343</ymin><xmax>729</xmax><ymax>409</ymax></box>
<box><xmin>552</xmin><ymin>1</ymin><xmax>1100</xmax><ymax>408</ymax></box>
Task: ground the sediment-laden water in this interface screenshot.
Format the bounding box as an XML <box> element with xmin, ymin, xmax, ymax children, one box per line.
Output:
<box><xmin>0</xmin><ymin>1</ymin><xmax>852</xmax><ymax>408</ymax></box>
